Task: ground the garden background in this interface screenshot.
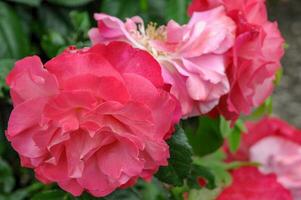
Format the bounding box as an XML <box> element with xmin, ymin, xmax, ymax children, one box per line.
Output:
<box><xmin>0</xmin><ymin>0</ymin><xmax>300</xmax><ymax>199</ymax></box>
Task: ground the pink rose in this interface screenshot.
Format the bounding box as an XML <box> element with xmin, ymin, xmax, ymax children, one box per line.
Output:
<box><xmin>217</xmin><ymin>167</ymin><xmax>293</xmax><ymax>200</ymax></box>
<box><xmin>225</xmin><ymin>117</ymin><xmax>301</xmax><ymax>199</ymax></box>
<box><xmin>189</xmin><ymin>0</ymin><xmax>285</xmax><ymax>121</ymax></box>
<box><xmin>89</xmin><ymin>7</ymin><xmax>236</xmax><ymax>117</ymax></box>
<box><xmin>6</xmin><ymin>42</ymin><xmax>180</xmax><ymax>197</ymax></box>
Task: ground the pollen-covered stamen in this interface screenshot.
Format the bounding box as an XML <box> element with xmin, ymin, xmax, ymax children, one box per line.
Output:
<box><xmin>132</xmin><ymin>21</ymin><xmax>167</xmax><ymax>56</ymax></box>
<box><xmin>145</xmin><ymin>22</ymin><xmax>166</xmax><ymax>41</ymax></box>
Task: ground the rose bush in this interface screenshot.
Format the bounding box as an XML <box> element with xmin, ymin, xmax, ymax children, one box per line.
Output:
<box><xmin>225</xmin><ymin>117</ymin><xmax>301</xmax><ymax>199</ymax></box>
<box><xmin>89</xmin><ymin>7</ymin><xmax>236</xmax><ymax>118</ymax></box>
<box><xmin>5</xmin><ymin>42</ymin><xmax>180</xmax><ymax>197</ymax></box>
<box><xmin>188</xmin><ymin>0</ymin><xmax>285</xmax><ymax>121</ymax></box>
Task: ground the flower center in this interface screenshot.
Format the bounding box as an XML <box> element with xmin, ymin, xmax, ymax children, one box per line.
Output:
<box><xmin>134</xmin><ymin>22</ymin><xmax>167</xmax><ymax>57</ymax></box>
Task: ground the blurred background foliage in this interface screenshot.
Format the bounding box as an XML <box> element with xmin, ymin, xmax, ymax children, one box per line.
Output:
<box><xmin>0</xmin><ymin>0</ymin><xmax>297</xmax><ymax>199</ymax></box>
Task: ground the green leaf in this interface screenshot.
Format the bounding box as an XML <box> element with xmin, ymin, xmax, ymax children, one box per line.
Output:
<box><xmin>136</xmin><ymin>178</ymin><xmax>169</xmax><ymax>200</ymax></box>
<box><xmin>0</xmin><ymin>2</ymin><xmax>30</xmax><ymax>58</ymax></box>
<box><xmin>102</xmin><ymin>189</ymin><xmax>141</xmax><ymax>200</ymax></box>
<box><xmin>101</xmin><ymin>0</ymin><xmax>141</xmax><ymax>20</ymax></box>
<box><xmin>71</xmin><ymin>189</ymin><xmax>143</xmax><ymax>200</ymax></box>
<box><xmin>234</xmin><ymin>119</ymin><xmax>246</xmax><ymax>133</ymax></box>
<box><xmin>100</xmin><ymin>0</ymin><xmax>165</xmax><ymax>23</ymax></box>
<box><xmin>31</xmin><ymin>190</ymin><xmax>68</xmax><ymax>200</ymax></box>
<box><xmin>139</xmin><ymin>0</ymin><xmax>148</xmax><ymax>12</ymax></box>
<box><xmin>147</xmin><ymin>0</ymin><xmax>167</xmax><ymax>24</ymax></box>
<box><xmin>0</xmin><ymin>158</ymin><xmax>15</xmax><ymax>193</ymax></box>
<box><xmin>47</xmin><ymin>0</ymin><xmax>94</xmax><ymax>7</ymax></box>
<box><xmin>156</xmin><ymin>127</ymin><xmax>193</xmax><ymax>186</ymax></box>
<box><xmin>187</xmin><ymin>165</ymin><xmax>216</xmax><ymax>190</ymax></box>
<box><xmin>188</xmin><ymin>188</ymin><xmax>221</xmax><ymax>200</ymax></box>
<box><xmin>0</xmin><ymin>59</ymin><xmax>15</xmax><ymax>97</ymax></box>
<box><xmin>219</xmin><ymin>117</ymin><xmax>231</xmax><ymax>138</ymax></box>
<box><xmin>193</xmin><ymin>151</ymin><xmax>232</xmax><ymax>187</ymax></box>
<box><xmin>38</xmin><ymin>6</ymin><xmax>73</xmax><ymax>36</ymax></box>
<box><xmin>249</xmin><ymin>97</ymin><xmax>273</xmax><ymax>120</ymax></box>
<box><xmin>7</xmin><ymin>189</ymin><xmax>28</xmax><ymax>200</ymax></box>
<box><xmin>225</xmin><ymin>119</ymin><xmax>245</xmax><ymax>153</ymax></box>
<box><xmin>274</xmin><ymin>67</ymin><xmax>283</xmax><ymax>86</ymax></box>
<box><xmin>41</xmin><ymin>31</ymin><xmax>66</xmax><ymax>58</ymax></box>
<box><xmin>166</xmin><ymin>0</ymin><xmax>189</xmax><ymax>24</ymax></box>
<box><xmin>184</xmin><ymin>117</ymin><xmax>224</xmax><ymax>157</ymax></box>
<box><xmin>227</xmin><ymin>127</ymin><xmax>241</xmax><ymax>153</ymax></box>
<box><xmin>7</xmin><ymin>0</ymin><xmax>42</xmax><ymax>6</ymax></box>
<box><xmin>70</xmin><ymin>11</ymin><xmax>91</xmax><ymax>33</ymax></box>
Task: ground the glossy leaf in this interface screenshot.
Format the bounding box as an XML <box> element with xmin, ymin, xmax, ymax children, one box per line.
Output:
<box><xmin>156</xmin><ymin>127</ymin><xmax>193</xmax><ymax>186</ymax></box>
<box><xmin>184</xmin><ymin>117</ymin><xmax>224</xmax><ymax>157</ymax></box>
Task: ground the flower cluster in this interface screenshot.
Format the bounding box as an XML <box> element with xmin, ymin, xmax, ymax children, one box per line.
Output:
<box><xmin>4</xmin><ymin>0</ymin><xmax>287</xmax><ymax>198</ymax></box>
<box><xmin>90</xmin><ymin>0</ymin><xmax>284</xmax><ymax>121</ymax></box>
<box><xmin>89</xmin><ymin>7</ymin><xmax>236</xmax><ymax>117</ymax></box>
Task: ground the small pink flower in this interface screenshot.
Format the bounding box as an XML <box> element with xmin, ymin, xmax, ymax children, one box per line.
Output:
<box><xmin>225</xmin><ymin>117</ymin><xmax>301</xmax><ymax>199</ymax></box>
<box><xmin>217</xmin><ymin>167</ymin><xmax>293</xmax><ymax>200</ymax></box>
<box><xmin>89</xmin><ymin>7</ymin><xmax>236</xmax><ymax>117</ymax></box>
<box><xmin>189</xmin><ymin>0</ymin><xmax>285</xmax><ymax>121</ymax></box>
<box><xmin>6</xmin><ymin>42</ymin><xmax>180</xmax><ymax>197</ymax></box>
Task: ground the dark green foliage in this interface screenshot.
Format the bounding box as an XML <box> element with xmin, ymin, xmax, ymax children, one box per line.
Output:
<box><xmin>183</xmin><ymin>117</ymin><xmax>224</xmax><ymax>157</ymax></box>
<box><xmin>156</xmin><ymin>127</ymin><xmax>193</xmax><ymax>186</ymax></box>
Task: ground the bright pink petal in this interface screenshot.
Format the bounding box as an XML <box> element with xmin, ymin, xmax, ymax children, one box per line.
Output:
<box><xmin>7</xmin><ymin>97</ymin><xmax>48</xmax><ymax>137</ymax></box>
<box><xmin>102</xmin><ymin>42</ymin><xmax>164</xmax><ymax>88</ymax></box>
<box><xmin>6</xmin><ymin>56</ymin><xmax>58</xmax><ymax>105</ymax></box>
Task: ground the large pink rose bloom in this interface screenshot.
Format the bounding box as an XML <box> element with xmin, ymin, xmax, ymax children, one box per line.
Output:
<box><xmin>89</xmin><ymin>7</ymin><xmax>236</xmax><ymax>117</ymax></box>
<box><xmin>6</xmin><ymin>42</ymin><xmax>180</xmax><ymax>197</ymax></box>
<box><xmin>225</xmin><ymin>117</ymin><xmax>301</xmax><ymax>199</ymax></box>
<box><xmin>217</xmin><ymin>167</ymin><xmax>293</xmax><ymax>200</ymax></box>
<box><xmin>189</xmin><ymin>0</ymin><xmax>285</xmax><ymax>121</ymax></box>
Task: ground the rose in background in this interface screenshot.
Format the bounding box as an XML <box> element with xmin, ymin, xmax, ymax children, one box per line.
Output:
<box><xmin>225</xmin><ymin>117</ymin><xmax>301</xmax><ymax>199</ymax></box>
<box><xmin>89</xmin><ymin>7</ymin><xmax>236</xmax><ymax>118</ymax></box>
<box><xmin>188</xmin><ymin>0</ymin><xmax>285</xmax><ymax>122</ymax></box>
<box><xmin>6</xmin><ymin>42</ymin><xmax>180</xmax><ymax>197</ymax></box>
<box><xmin>217</xmin><ymin>167</ymin><xmax>293</xmax><ymax>200</ymax></box>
